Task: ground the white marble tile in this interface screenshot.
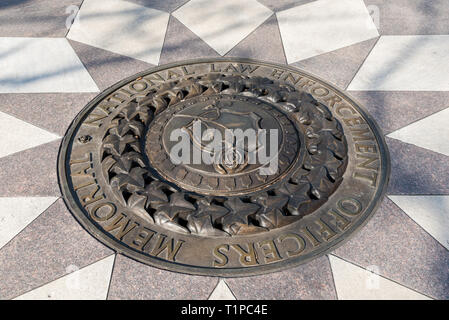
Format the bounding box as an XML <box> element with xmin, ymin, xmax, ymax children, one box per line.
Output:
<box><xmin>387</xmin><ymin>107</ymin><xmax>449</xmax><ymax>156</ymax></box>
<box><xmin>389</xmin><ymin>196</ymin><xmax>449</xmax><ymax>251</ymax></box>
<box><xmin>14</xmin><ymin>255</ymin><xmax>115</xmax><ymax>300</ymax></box>
<box><xmin>276</xmin><ymin>0</ymin><xmax>378</xmax><ymax>63</ymax></box>
<box><xmin>0</xmin><ymin>111</ymin><xmax>61</xmax><ymax>158</ymax></box>
<box><xmin>67</xmin><ymin>0</ymin><xmax>169</xmax><ymax>64</ymax></box>
<box><xmin>172</xmin><ymin>0</ymin><xmax>273</xmax><ymax>55</ymax></box>
<box><xmin>0</xmin><ymin>197</ymin><xmax>57</xmax><ymax>250</ymax></box>
<box><xmin>329</xmin><ymin>255</ymin><xmax>431</xmax><ymax>300</ymax></box>
<box><xmin>208</xmin><ymin>280</ymin><xmax>236</xmax><ymax>300</ymax></box>
<box><xmin>348</xmin><ymin>36</ymin><xmax>449</xmax><ymax>91</ymax></box>
<box><xmin>0</xmin><ymin>38</ymin><xmax>99</xmax><ymax>93</ymax></box>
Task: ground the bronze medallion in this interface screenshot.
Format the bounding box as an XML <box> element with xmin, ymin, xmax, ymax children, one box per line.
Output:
<box><xmin>59</xmin><ymin>59</ymin><xmax>389</xmax><ymax>276</ymax></box>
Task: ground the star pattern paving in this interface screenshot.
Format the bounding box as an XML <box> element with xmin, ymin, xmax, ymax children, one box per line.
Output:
<box><xmin>0</xmin><ymin>0</ymin><xmax>448</xmax><ymax>300</ymax></box>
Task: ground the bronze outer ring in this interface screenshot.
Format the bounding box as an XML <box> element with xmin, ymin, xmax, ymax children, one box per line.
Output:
<box><xmin>58</xmin><ymin>58</ymin><xmax>390</xmax><ymax>277</ymax></box>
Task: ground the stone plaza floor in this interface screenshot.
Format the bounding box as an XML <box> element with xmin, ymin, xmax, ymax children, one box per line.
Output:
<box><xmin>0</xmin><ymin>0</ymin><xmax>448</xmax><ymax>300</ymax></box>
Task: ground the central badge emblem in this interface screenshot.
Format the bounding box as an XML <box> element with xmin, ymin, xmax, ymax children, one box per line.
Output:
<box><xmin>59</xmin><ymin>59</ymin><xmax>389</xmax><ymax>276</ymax></box>
<box><xmin>148</xmin><ymin>93</ymin><xmax>302</xmax><ymax>196</ymax></box>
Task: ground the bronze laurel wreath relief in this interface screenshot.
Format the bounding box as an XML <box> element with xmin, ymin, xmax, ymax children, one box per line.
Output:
<box><xmin>100</xmin><ymin>73</ymin><xmax>348</xmax><ymax>237</ymax></box>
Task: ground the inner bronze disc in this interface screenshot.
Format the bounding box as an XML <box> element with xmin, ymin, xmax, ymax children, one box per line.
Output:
<box><xmin>58</xmin><ymin>58</ymin><xmax>389</xmax><ymax>277</ymax></box>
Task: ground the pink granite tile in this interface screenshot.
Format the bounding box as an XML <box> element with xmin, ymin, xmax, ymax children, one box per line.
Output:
<box><xmin>333</xmin><ymin>197</ymin><xmax>449</xmax><ymax>299</ymax></box>
<box><xmin>348</xmin><ymin>91</ymin><xmax>449</xmax><ymax>135</ymax></box>
<box><xmin>107</xmin><ymin>254</ymin><xmax>219</xmax><ymax>300</ymax></box>
<box><xmin>0</xmin><ymin>0</ymin><xmax>83</xmax><ymax>37</ymax></box>
<box><xmin>0</xmin><ymin>140</ymin><xmax>61</xmax><ymax>197</ymax></box>
<box><xmin>69</xmin><ymin>40</ymin><xmax>153</xmax><ymax>91</ymax></box>
<box><xmin>158</xmin><ymin>16</ymin><xmax>219</xmax><ymax>66</ymax></box>
<box><xmin>257</xmin><ymin>0</ymin><xmax>316</xmax><ymax>12</ymax></box>
<box><xmin>125</xmin><ymin>0</ymin><xmax>189</xmax><ymax>13</ymax></box>
<box><xmin>225</xmin><ymin>256</ymin><xmax>337</xmax><ymax>300</ymax></box>
<box><xmin>293</xmin><ymin>38</ymin><xmax>379</xmax><ymax>89</ymax></box>
<box><xmin>387</xmin><ymin>137</ymin><xmax>449</xmax><ymax>195</ymax></box>
<box><xmin>226</xmin><ymin>14</ymin><xmax>287</xmax><ymax>64</ymax></box>
<box><xmin>364</xmin><ymin>0</ymin><xmax>449</xmax><ymax>35</ymax></box>
<box><xmin>0</xmin><ymin>198</ymin><xmax>113</xmax><ymax>299</ymax></box>
<box><xmin>0</xmin><ymin>93</ymin><xmax>97</xmax><ymax>136</ymax></box>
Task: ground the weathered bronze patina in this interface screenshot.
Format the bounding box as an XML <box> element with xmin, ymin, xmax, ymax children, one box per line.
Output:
<box><xmin>59</xmin><ymin>59</ymin><xmax>389</xmax><ymax>276</ymax></box>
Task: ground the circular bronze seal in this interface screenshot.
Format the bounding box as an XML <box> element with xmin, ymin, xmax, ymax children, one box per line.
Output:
<box><xmin>58</xmin><ymin>59</ymin><xmax>389</xmax><ymax>277</ymax></box>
